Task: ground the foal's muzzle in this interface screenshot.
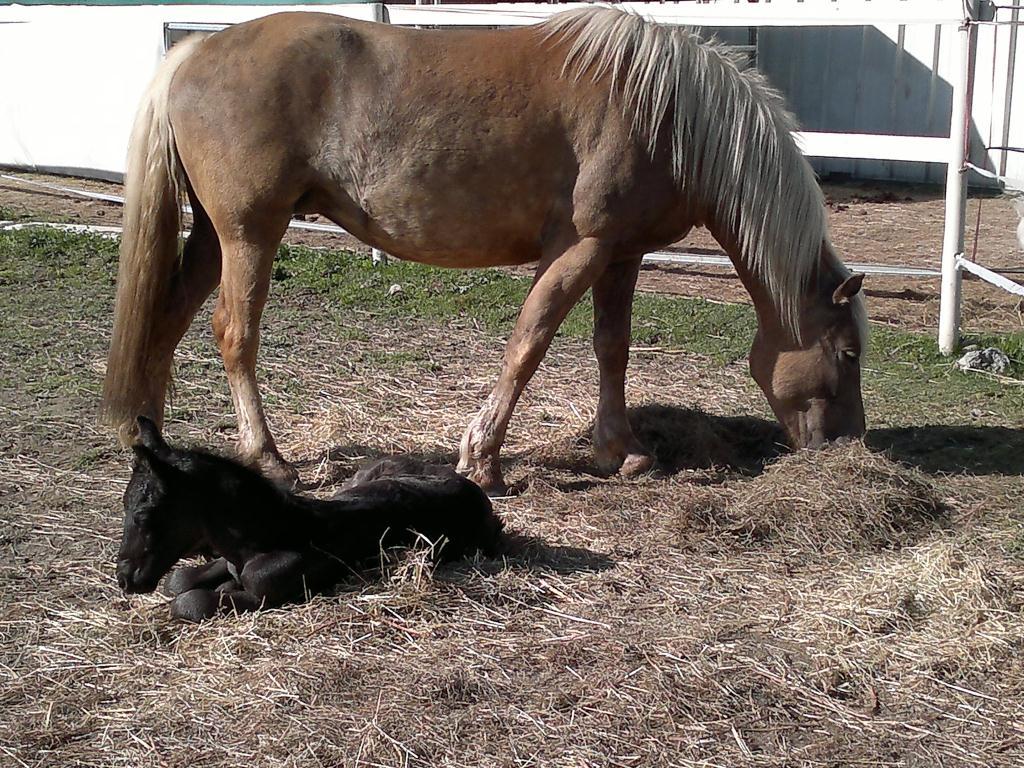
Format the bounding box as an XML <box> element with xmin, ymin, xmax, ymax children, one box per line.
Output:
<box><xmin>116</xmin><ymin>559</ymin><xmax>154</xmax><ymax>594</ymax></box>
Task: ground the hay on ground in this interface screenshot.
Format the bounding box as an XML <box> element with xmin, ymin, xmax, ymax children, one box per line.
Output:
<box><xmin>686</xmin><ymin>442</ymin><xmax>949</xmax><ymax>551</ymax></box>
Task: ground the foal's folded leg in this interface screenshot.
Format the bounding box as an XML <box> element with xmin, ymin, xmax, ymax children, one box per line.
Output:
<box><xmin>162</xmin><ymin>558</ymin><xmax>234</xmax><ymax>597</ymax></box>
<box><xmin>170</xmin><ymin>587</ymin><xmax>264</xmax><ymax>622</ymax></box>
<box><xmin>169</xmin><ymin>552</ymin><xmax>324</xmax><ymax>621</ymax></box>
<box><xmin>239</xmin><ymin>551</ymin><xmax>322</xmax><ymax>607</ymax></box>
<box><xmin>171</xmin><ymin>588</ymin><xmax>222</xmax><ymax>622</ymax></box>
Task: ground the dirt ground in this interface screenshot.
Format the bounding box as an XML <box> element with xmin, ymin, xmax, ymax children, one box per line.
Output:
<box><xmin>2</xmin><ymin>170</ymin><xmax>1022</xmax><ymax>334</ymax></box>
<box><xmin>1</xmin><ymin>209</ymin><xmax>1023</xmax><ymax>766</ymax></box>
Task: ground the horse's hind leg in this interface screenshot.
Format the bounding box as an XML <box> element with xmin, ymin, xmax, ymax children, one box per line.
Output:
<box><xmin>592</xmin><ymin>256</ymin><xmax>654</xmax><ymax>477</ymax></box>
<box><xmin>211</xmin><ymin>215</ymin><xmax>295</xmax><ymax>485</ymax></box>
<box><xmin>458</xmin><ymin>237</ymin><xmax>612</xmax><ymax>495</ymax></box>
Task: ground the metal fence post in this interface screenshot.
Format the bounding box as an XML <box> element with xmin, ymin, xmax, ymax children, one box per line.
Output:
<box><xmin>937</xmin><ymin>4</ymin><xmax>978</xmax><ymax>355</ymax></box>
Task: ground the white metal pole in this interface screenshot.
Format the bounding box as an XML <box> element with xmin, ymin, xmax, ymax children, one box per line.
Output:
<box><xmin>937</xmin><ymin>10</ymin><xmax>977</xmax><ymax>355</ymax></box>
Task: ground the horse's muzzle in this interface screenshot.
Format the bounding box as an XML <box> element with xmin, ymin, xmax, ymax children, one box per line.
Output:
<box><xmin>787</xmin><ymin>398</ymin><xmax>865</xmax><ymax>450</ymax></box>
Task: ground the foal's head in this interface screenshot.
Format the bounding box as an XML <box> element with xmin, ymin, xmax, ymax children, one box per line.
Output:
<box><xmin>116</xmin><ymin>417</ymin><xmax>204</xmax><ymax>594</ymax></box>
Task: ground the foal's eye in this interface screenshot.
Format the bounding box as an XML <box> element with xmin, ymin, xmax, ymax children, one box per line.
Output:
<box><xmin>841</xmin><ymin>349</ymin><xmax>860</xmax><ymax>362</ymax></box>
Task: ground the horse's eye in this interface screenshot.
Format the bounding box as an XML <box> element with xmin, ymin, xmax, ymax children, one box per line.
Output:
<box><xmin>132</xmin><ymin>510</ymin><xmax>150</xmax><ymax>526</ymax></box>
<box><xmin>841</xmin><ymin>349</ymin><xmax>860</xmax><ymax>361</ymax></box>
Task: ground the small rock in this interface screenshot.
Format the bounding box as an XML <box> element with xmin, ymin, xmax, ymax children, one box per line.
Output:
<box><xmin>387</xmin><ymin>283</ymin><xmax>403</xmax><ymax>297</ymax></box>
<box><xmin>956</xmin><ymin>347</ymin><xmax>1010</xmax><ymax>374</ymax></box>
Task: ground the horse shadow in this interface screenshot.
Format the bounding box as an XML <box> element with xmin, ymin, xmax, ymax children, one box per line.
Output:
<box><xmin>623</xmin><ymin>407</ymin><xmax>1024</xmax><ymax>478</ymax></box>
<box><xmin>867</xmin><ymin>424</ymin><xmax>1024</xmax><ymax>476</ymax></box>
<box><xmin>422</xmin><ymin>533</ymin><xmax>618</xmax><ymax>612</ymax></box>
<box><xmin>503</xmin><ymin>405</ymin><xmax>1024</xmax><ymax>487</ymax></box>
<box><xmin>292</xmin><ymin>444</ymin><xmax>457</xmax><ymax>491</ymax></box>
<box><xmin>621</xmin><ymin>408</ymin><xmax>1024</xmax><ymax>478</ymax></box>
<box><xmin>519</xmin><ymin>404</ymin><xmax>788</xmax><ymax>488</ymax></box>
<box><xmin>432</xmin><ymin>531</ymin><xmax>617</xmax><ymax>588</ymax></box>
<box><xmin>297</xmin><ymin>407</ymin><xmax>1024</xmax><ymax>496</ymax></box>
<box><xmin>296</xmin><ymin>406</ymin><xmax>788</xmax><ymax>496</ymax></box>
<box><xmin>629</xmin><ymin>404</ymin><xmax>786</xmax><ymax>476</ymax></box>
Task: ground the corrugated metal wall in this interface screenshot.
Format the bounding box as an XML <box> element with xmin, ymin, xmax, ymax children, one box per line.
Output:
<box><xmin>708</xmin><ymin>19</ymin><xmax>1019</xmax><ymax>189</ymax></box>
<box><xmin>707</xmin><ymin>21</ymin><xmax>1022</xmax><ymax>189</ymax></box>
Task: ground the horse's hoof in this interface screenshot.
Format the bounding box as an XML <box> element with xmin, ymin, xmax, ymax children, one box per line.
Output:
<box><xmin>469</xmin><ymin>473</ymin><xmax>509</xmax><ymax>498</ymax></box>
<box><xmin>619</xmin><ymin>452</ymin><xmax>655</xmax><ymax>478</ymax></box>
<box><xmin>481</xmin><ymin>480</ymin><xmax>510</xmax><ymax>498</ymax></box>
<box><xmin>257</xmin><ymin>454</ymin><xmax>300</xmax><ymax>488</ymax></box>
<box><xmin>595</xmin><ymin>446</ymin><xmax>655</xmax><ymax>478</ymax></box>
<box><xmin>457</xmin><ymin>462</ymin><xmax>507</xmax><ymax>498</ymax></box>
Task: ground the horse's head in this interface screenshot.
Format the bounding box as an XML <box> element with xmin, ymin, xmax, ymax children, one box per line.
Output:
<box><xmin>116</xmin><ymin>417</ymin><xmax>202</xmax><ymax>594</ymax></box>
<box><xmin>749</xmin><ymin>272</ymin><xmax>867</xmax><ymax>449</ymax></box>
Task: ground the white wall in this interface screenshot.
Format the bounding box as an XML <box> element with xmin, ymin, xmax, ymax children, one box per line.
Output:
<box><xmin>0</xmin><ymin>3</ymin><xmax>1020</xmax><ymax>189</ymax></box>
<box><xmin>0</xmin><ymin>4</ymin><xmax>379</xmax><ymax>179</ymax></box>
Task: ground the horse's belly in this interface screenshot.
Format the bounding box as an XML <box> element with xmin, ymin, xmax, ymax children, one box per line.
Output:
<box><xmin>369</xmin><ymin>198</ymin><xmax>548</xmax><ymax>267</ymax></box>
<box><xmin>342</xmin><ymin>155</ymin><xmax>565</xmax><ymax>266</ymax></box>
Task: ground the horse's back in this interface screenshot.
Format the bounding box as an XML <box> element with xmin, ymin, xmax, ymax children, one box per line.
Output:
<box><xmin>167</xmin><ymin>11</ymin><xmax>686</xmax><ymax>263</ymax></box>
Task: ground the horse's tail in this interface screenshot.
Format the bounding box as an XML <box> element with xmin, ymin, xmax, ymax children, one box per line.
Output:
<box><xmin>101</xmin><ymin>36</ymin><xmax>205</xmax><ymax>444</ymax></box>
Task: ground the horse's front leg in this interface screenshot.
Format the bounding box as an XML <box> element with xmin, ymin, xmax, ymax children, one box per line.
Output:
<box><xmin>213</xmin><ymin>217</ymin><xmax>298</xmax><ymax>486</ymax></box>
<box><xmin>458</xmin><ymin>237</ymin><xmax>612</xmax><ymax>495</ymax></box>
<box><xmin>592</xmin><ymin>256</ymin><xmax>654</xmax><ymax>477</ymax></box>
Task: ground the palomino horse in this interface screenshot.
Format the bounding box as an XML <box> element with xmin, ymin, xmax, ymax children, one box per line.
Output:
<box><xmin>102</xmin><ymin>8</ymin><xmax>867</xmax><ymax>494</ymax></box>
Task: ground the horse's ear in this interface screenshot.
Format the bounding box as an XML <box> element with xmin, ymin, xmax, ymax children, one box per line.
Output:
<box><xmin>132</xmin><ymin>444</ymin><xmax>178</xmax><ymax>485</ymax></box>
<box><xmin>833</xmin><ymin>273</ymin><xmax>865</xmax><ymax>305</ymax></box>
<box><xmin>135</xmin><ymin>416</ymin><xmax>171</xmax><ymax>456</ymax></box>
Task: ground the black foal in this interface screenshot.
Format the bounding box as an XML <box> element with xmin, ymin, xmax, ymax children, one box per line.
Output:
<box><xmin>116</xmin><ymin>417</ymin><xmax>503</xmax><ymax>621</ymax></box>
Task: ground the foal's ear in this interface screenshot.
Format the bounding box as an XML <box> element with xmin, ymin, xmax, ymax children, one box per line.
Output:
<box><xmin>135</xmin><ymin>416</ymin><xmax>171</xmax><ymax>456</ymax></box>
<box><xmin>132</xmin><ymin>444</ymin><xmax>178</xmax><ymax>485</ymax></box>
<box><xmin>832</xmin><ymin>273</ymin><xmax>865</xmax><ymax>305</ymax></box>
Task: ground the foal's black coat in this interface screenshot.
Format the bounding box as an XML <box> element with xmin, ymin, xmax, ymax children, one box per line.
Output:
<box><xmin>117</xmin><ymin>418</ymin><xmax>503</xmax><ymax>621</ymax></box>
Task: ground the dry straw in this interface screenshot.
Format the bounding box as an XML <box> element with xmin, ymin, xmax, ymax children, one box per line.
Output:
<box><xmin>686</xmin><ymin>442</ymin><xmax>949</xmax><ymax>551</ymax></box>
<box><xmin>2</xmin><ymin>286</ymin><xmax>1022</xmax><ymax>766</ymax></box>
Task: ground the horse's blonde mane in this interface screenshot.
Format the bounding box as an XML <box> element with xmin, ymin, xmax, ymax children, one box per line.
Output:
<box><xmin>543</xmin><ymin>7</ymin><xmax>861</xmax><ymax>341</ymax></box>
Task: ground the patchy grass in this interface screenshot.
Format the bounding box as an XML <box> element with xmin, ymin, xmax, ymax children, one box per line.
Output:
<box><xmin>276</xmin><ymin>243</ymin><xmax>758</xmax><ymax>364</ymax></box>
<box><xmin>2</xmin><ymin>227</ymin><xmax>1023</xmax><ymax>767</ymax></box>
<box><xmin>6</xmin><ymin>228</ymin><xmax>1020</xmax><ymax>416</ymax></box>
